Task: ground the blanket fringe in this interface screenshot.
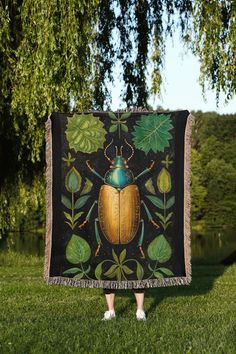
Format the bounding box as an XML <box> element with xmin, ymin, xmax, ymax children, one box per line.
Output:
<box><xmin>184</xmin><ymin>113</ymin><xmax>196</xmax><ymax>282</ymax></box>
<box><xmin>44</xmin><ymin>115</ymin><xmax>53</xmax><ymax>282</ymax></box>
<box><xmin>44</xmin><ymin>112</ymin><xmax>195</xmax><ymax>289</ymax></box>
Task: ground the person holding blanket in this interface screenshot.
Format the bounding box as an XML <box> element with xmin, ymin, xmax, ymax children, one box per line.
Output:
<box><xmin>102</xmin><ymin>288</ymin><xmax>146</xmax><ymax>321</ymax></box>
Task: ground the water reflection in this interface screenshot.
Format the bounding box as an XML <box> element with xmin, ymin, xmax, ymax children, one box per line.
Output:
<box><xmin>0</xmin><ymin>231</ymin><xmax>45</xmax><ymax>257</ymax></box>
<box><xmin>0</xmin><ymin>228</ymin><xmax>235</xmax><ymax>264</ymax></box>
<box><xmin>191</xmin><ymin>228</ymin><xmax>236</xmax><ymax>264</ymax></box>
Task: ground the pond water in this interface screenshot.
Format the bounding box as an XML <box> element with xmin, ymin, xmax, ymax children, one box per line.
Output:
<box><xmin>0</xmin><ymin>227</ymin><xmax>235</xmax><ymax>265</ymax></box>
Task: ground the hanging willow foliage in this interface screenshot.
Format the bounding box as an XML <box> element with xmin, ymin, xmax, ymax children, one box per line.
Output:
<box><xmin>0</xmin><ymin>0</ymin><xmax>235</xmax><ymax>234</ymax></box>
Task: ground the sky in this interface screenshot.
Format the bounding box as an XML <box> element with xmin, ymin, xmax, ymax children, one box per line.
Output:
<box><xmin>110</xmin><ymin>31</ymin><xmax>236</xmax><ymax>114</ymax></box>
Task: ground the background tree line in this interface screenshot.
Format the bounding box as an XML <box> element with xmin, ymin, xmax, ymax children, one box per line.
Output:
<box><xmin>0</xmin><ymin>110</ymin><xmax>235</xmax><ymax>236</ymax></box>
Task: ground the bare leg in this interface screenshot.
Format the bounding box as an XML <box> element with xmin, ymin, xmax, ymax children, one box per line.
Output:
<box><xmin>104</xmin><ymin>293</ymin><xmax>115</xmax><ymax>311</ymax></box>
<box><xmin>134</xmin><ymin>292</ymin><xmax>145</xmax><ymax>311</ymax></box>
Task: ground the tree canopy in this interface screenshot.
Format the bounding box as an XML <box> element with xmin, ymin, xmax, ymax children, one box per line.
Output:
<box><xmin>0</xmin><ymin>1</ymin><xmax>235</xmax><ymax>234</ymax></box>
<box><xmin>0</xmin><ymin>0</ymin><xmax>235</xmax><ymax>163</ymax></box>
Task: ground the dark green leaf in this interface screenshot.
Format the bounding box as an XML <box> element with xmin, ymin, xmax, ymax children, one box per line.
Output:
<box><xmin>147</xmin><ymin>234</ymin><xmax>172</xmax><ymax>263</ymax></box>
<box><xmin>121</xmin><ymin>124</ymin><xmax>128</xmax><ymax>132</ymax></box>
<box><xmin>131</xmin><ymin>114</ymin><xmax>173</xmax><ymax>154</ymax></box>
<box><xmin>154</xmin><ymin>271</ymin><xmax>164</xmax><ymax>278</ymax></box>
<box><xmin>158</xmin><ymin>267</ymin><xmax>174</xmax><ymax>276</ymax></box>
<box><xmin>104</xmin><ymin>264</ymin><xmax>118</xmax><ymax>277</ymax></box>
<box><xmin>166</xmin><ymin>196</ymin><xmax>175</xmax><ymax>209</ymax></box>
<box><xmin>73</xmin><ymin>273</ymin><xmax>84</xmax><ymax>279</ymax></box>
<box><xmin>108</xmin><ymin>111</ymin><xmax>117</xmax><ymax>120</ymax></box>
<box><xmin>61</xmin><ymin>194</ymin><xmax>72</xmax><ymax>209</ymax></box>
<box><xmin>95</xmin><ymin>261</ymin><xmax>106</xmax><ymax>280</ymax></box>
<box><xmin>122</xmin><ymin>265</ymin><xmax>133</xmax><ymax>275</ymax></box>
<box><xmin>112</xmin><ymin>249</ymin><xmax>119</xmax><ymax>263</ymax></box>
<box><xmin>136</xmin><ymin>262</ymin><xmax>144</xmax><ymax>280</ymax></box>
<box><xmin>65</xmin><ymin>234</ymin><xmax>91</xmax><ymax>264</ymax></box>
<box><xmin>146</xmin><ymin>195</ymin><xmax>164</xmax><ymax>209</ymax></box>
<box><xmin>74</xmin><ymin>195</ymin><xmax>90</xmax><ymax>209</ymax></box>
<box><xmin>120</xmin><ymin>112</ymin><xmax>131</xmax><ymax>120</ymax></box>
<box><xmin>109</xmin><ymin>125</ymin><xmax>117</xmax><ymax>133</ymax></box>
<box><xmin>119</xmin><ymin>249</ymin><xmax>126</xmax><ymax>263</ymax></box>
<box><xmin>62</xmin><ymin>267</ymin><xmax>82</xmax><ymax>275</ymax></box>
<box><xmin>65</xmin><ymin>167</ymin><xmax>82</xmax><ymax>193</ymax></box>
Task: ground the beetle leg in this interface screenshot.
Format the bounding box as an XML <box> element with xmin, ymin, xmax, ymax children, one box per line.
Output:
<box><xmin>134</xmin><ymin>161</ymin><xmax>155</xmax><ymax>181</ymax></box>
<box><xmin>79</xmin><ymin>200</ymin><xmax>98</xmax><ymax>229</ymax></box>
<box><xmin>95</xmin><ymin>218</ymin><xmax>102</xmax><ymax>256</ymax></box>
<box><xmin>141</xmin><ymin>200</ymin><xmax>160</xmax><ymax>229</ymax></box>
<box><xmin>86</xmin><ymin>160</ymin><xmax>104</xmax><ymax>181</ymax></box>
<box><xmin>138</xmin><ymin>219</ymin><xmax>145</xmax><ymax>258</ymax></box>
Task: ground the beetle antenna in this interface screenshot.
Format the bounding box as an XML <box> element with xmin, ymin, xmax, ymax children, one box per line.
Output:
<box><xmin>124</xmin><ymin>139</ymin><xmax>134</xmax><ymax>161</ymax></box>
<box><xmin>115</xmin><ymin>146</ymin><xmax>118</xmax><ymax>156</ymax></box>
<box><xmin>104</xmin><ymin>139</ymin><xmax>113</xmax><ymax>163</ymax></box>
<box><xmin>120</xmin><ymin>146</ymin><xmax>123</xmax><ymax>156</ymax></box>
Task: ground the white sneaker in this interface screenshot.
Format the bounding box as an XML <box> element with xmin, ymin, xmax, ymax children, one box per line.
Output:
<box><xmin>136</xmin><ymin>309</ymin><xmax>146</xmax><ymax>321</ymax></box>
<box><xmin>101</xmin><ymin>309</ymin><xmax>116</xmax><ymax>321</ymax></box>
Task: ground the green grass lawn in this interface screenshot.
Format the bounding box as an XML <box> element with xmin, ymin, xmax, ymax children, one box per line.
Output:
<box><xmin>0</xmin><ymin>252</ymin><xmax>235</xmax><ymax>354</ymax></box>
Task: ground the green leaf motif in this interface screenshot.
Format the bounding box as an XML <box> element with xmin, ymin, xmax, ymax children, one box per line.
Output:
<box><xmin>158</xmin><ymin>267</ymin><xmax>174</xmax><ymax>276</ymax></box>
<box><xmin>62</xmin><ymin>267</ymin><xmax>82</xmax><ymax>275</ymax></box>
<box><xmin>136</xmin><ymin>262</ymin><xmax>144</xmax><ymax>280</ymax></box>
<box><xmin>145</xmin><ymin>178</ymin><xmax>155</xmax><ymax>194</ymax></box>
<box><xmin>65</xmin><ymin>234</ymin><xmax>91</xmax><ymax>264</ymax></box>
<box><xmin>73</xmin><ymin>273</ymin><xmax>84</xmax><ymax>279</ymax></box>
<box><xmin>120</xmin><ymin>112</ymin><xmax>131</xmax><ymax>120</ymax></box>
<box><xmin>147</xmin><ymin>234</ymin><xmax>172</xmax><ymax>263</ymax></box>
<box><xmin>65</xmin><ymin>167</ymin><xmax>82</xmax><ymax>193</ymax></box>
<box><xmin>146</xmin><ymin>195</ymin><xmax>164</xmax><ymax>209</ymax></box>
<box><xmin>131</xmin><ymin>114</ymin><xmax>173</xmax><ymax>154</ymax></box>
<box><xmin>108</xmin><ymin>111</ymin><xmax>117</xmax><ymax>120</ymax></box>
<box><xmin>119</xmin><ymin>249</ymin><xmax>126</xmax><ymax>263</ymax></box>
<box><xmin>73</xmin><ymin>211</ymin><xmax>84</xmax><ymax>221</ymax></box>
<box><xmin>74</xmin><ymin>195</ymin><xmax>90</xmax><ymax>209</ymax></box>
<box><xmin>109</xmin><ymin>125</ymin><xmax>117</xmax><ymax>133</ymax></box>
<box><xmin>104</xmin><ymin>264</ymin><xmax>118</xmax><ymax>278</ymax></box>
<box><xmin>121</xmin><ymin>124</ymin><xmax>128</xmax><ymax>132</ymax></box>
<box><xmin>166</xmin><ymin>196</ymin><xmax>175</xmax><ymax>209</ymax></box>
<box><xmin>154</xmin><ymin>271</ymin><xmax>164</xmax><ymax>278</ymax></box>
<box><xmin>157</xmin><ymin>167</ymin><xmax>171</xmax><ymax>193</ymax></box>
<box><xmin>122</xmin><ymin>265</ymin><xmax>133</xmax><ymax>275</ymax></box>
<box><xmin>95</xmin><ymin>261</ymin><xmax>106</xmax><ymax>280</ymax></box>
<box><xmin>61</xmin><ymin>194</ymin><xmax>72</xmax><ymax>209</ymax></box>
<box><xmin>65</xmin><ymin>113</ymin><xmax>106</xmax><ymax>153</ymax></box>
<box><xmin>80</xmin><ymin>178</ymin><xmax>93</xmax><ymax>196</ymax></box>
<box><xmin>112</xmin><ymin>249</ymin><xmax>119</xmax><ymax>263</ymax></box>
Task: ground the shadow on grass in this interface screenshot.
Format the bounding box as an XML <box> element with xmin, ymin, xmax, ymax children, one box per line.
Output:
<box><xmin>114</xmin><ymin>263</ymin><xmax>227</xmax><ymax>316</ymax></box>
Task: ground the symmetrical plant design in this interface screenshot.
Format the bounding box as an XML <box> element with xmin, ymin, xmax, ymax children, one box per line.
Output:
<box><xmin>62</xmin><ymin>152</ymin><xmax>76</xmax><ymax>166</ymax></box>
<box><xmin>108</xmin><ymin>111</ymin><xmax>131</xmax><ymax>139</ymax></box>
<box><xmin>145</xmin><ymin>154</ymin><xmax>175</xmax><ymax>230</ymax></box>
<box><xmin>95</xmin><ymin>248</ymin><xmax>144</xmax><ymax>281</ymax></box>
<box><xmin>61</xmin><ymin>167</ymin><xmax>92</xmax><ymax>229</ymax></box>
<box><xmin>61</xmin><ymin>113</ymin><xmax>176</xmax><ymax>281</ymax></box>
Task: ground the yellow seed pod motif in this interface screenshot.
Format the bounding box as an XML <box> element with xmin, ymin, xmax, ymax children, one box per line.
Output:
<box><xmin>157</xmin><ymin>167</ymin><xmax>171</xmax><ymax>193</ymax></box>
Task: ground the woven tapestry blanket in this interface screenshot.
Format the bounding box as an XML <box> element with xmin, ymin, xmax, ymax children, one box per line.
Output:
<box><xmin>44</xmin><ymin>110</ymin><xmax>195</xmax><ymax>289</ymax></box>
